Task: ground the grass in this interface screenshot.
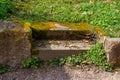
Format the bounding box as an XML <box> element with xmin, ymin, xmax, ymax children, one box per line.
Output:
<box><xmin>0</xmin><ymin>0</ymin><xmax>15</xmax><ymax>19</ymax></box>
<box><xmin>10</xmin><ymin>0</ymin><xmax>120</xmax><ymax>37</ymax></box>
<box><xmin>84</xmin><ymin>43</ymin><xmax>112</xmax><ymax>71</ymax></box>
<box><xmin>0</xmin><ymin>64</ymin><xmax>12</xmax><ymax>74</ymax></box>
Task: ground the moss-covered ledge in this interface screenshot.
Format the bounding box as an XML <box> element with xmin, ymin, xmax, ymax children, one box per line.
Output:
<box><xmin>0</xmin><ymin>21</ymin><xmax>31</xmax><ymax>67</ymax></box>
<box><xmin>30</xmin><ymin>22</ymin><xmax>95</xmax><ymax>40</ymax></box>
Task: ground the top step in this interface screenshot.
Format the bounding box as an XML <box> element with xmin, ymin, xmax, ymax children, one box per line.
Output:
<box><xmin>30</xmin><ymin>22</ymin><xmax>95</xmax><ymax>40</ymax></box>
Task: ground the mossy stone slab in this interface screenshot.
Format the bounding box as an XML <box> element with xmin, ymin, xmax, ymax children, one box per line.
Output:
<box><xmin>31</xmin><ymin>22</ymin><xmax>92</xmax><ymax>31</ymax></box>
<box><xmin>31</xmin><ymin>22</ymin><xmax>94</xmax><ymax>40</ymax></box>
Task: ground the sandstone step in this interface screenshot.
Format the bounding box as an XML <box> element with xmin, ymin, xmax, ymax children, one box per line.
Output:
<box><xmin>32</xmin><ymin>40</ymin><xmax>94</xmax><ymax>60</ymax></box>
<box><xmin>31</xmin><ymin>22</ymin><xmax>95</xmax><ymax>40</ymax></box>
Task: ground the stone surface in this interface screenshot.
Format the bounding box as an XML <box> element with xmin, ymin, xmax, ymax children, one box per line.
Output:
<box><xmin>31</xmin><ymin>22</ymin><xmax>92</xmax><ymax>31</ymax></box>
<box><xmin>33</xmin><ymin>40</ymin><xmax>93</xmax><ymax>50</ymax></box>
<box><xmin>0</xmin><ymin>21</ymin><xmax>31</xmax><ymax>67</ymax></box>
<box><xmin>32</xmin><ymin>40</ymin><xmax>94</xmax><ymax>60</ymax></box>
<box><xmin>104</xmin><ymin>38</ymin><xmax>120</xmax><ymax>66</ymax></box>
<box><xmin>31</xmin><ymin>22</ymin><xmax>95</xmax><ymax>40</ymax></box>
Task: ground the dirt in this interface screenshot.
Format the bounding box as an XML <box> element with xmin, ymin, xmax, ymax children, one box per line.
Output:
<box><xmin>0</xmin><ymin>65</ymin><xmax>120</xmax><ymax>80</ymax></box>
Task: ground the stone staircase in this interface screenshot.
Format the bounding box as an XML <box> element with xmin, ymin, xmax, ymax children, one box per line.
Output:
<box><xmin>31</xmin><ymin>22</ymin><xmax>96</xmax><ymax>60</ymax></box>
<box><xmin>32</xmin><ymin>40</ymin><xmax>94</xmax><ymax>60</ymax></box>
<box><xmin>1</xmin><ymin>21</ymin><xmax>120</xmax><ymax>67</ymax></box>
<box><xmin>0</xmin><ymin>21</ymin><xmax>98</xmax><ymax>67</ymax></box>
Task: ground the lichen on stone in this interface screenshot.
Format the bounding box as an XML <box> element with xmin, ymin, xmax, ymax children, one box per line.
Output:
<box><xmin>31</xmin><ymin>22</ymin><xmax>52</xmax><ymax>30</ymax></box>
<box><xmin>30</xmin><ymin>22</ymin><xmax>95</xmax><ymax>40</ymax></box>
<box><xmin>24</xmin><ymin>22</ymin><xmax>31</xmax><ymax>31</ymax></box>
<box><xmin>95</xmin><ymin>27</ymin><xmax>108</xmax><ymax>36</ymax></box>
<box><xmin>58</xmin><ymin>22</ymin><xmax>92</xmax><ymax>32</ymax></box>
<box><xmin>31</xmin><ymin>22</ymin><xmax>93</xmax><ymax>32</ymax></box>
<box><xmin>0</xmin><ymin>21</ymin><xmax>31</xmax><ymax>67</ymax></box>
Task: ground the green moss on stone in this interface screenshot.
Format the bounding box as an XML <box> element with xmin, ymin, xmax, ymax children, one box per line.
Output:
<box><xmin>58</xmin><ymin>22</ymin><xmax>92</xmax><ymax>32</ymax></box>
<box><xmin>95</xmin><ymin>27</ymin><xmax>108</xmax><ymax>36</ymax></box>
<box><xmin>30</xmin><ymin>22</ymin><xmax>95</xmax><ymax>40</ymax></box>
<box><xmin>31</xmin><ymin>22</ymin><xmax>92</xmax><ymax>32</ymax></box>
<box><xmin>31</xmin><ymin>22</ymin><xmax>54</xmax><ymax>30</ymax></box>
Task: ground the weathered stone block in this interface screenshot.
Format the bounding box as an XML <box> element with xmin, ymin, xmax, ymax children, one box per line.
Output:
<box><xmin>104</xmin><ymin>38</ymin><xmax>120</xmax><ymax>66</ymax></box>
<box><xmin>0</xmin><ymin>21</ymin><xmax>31</xmax><ymax>67</ymax></box>
<box><xmin>32</xmin><ymin>40</ymin><xmax>92</xmax><ymax>60</ymax></box>
<box><xmin>31</xmin><ymin>22</ymin><xmax>95</xmax><ymax>40</ymax></box>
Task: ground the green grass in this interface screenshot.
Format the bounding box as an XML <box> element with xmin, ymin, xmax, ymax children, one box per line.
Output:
<box><xmin>84</xmin><ymin>43</ymin><xmax>112</xmax><ymax>71</ymax></box>
<box><xmin>11</xmin><ymin>0</ymin><xmax>120</xmax><ymax>37</ymax></box>
<box><xmin>0</xmin><ymin>64</ymin><xmax>12</xmax><ymax>74</ymax></box>
<box><xmin>0</xmin><ymin>0</ymin><xmax>15</xmax><ymax>19</ymax></box>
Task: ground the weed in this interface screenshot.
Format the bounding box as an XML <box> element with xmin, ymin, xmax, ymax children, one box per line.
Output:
<box><xmin>84</xmin><ymin>43</ymin><xmax>112</xmax><ymax>71</ymax></box>
<box><xmin>65</xmin><ymin>54</ymin><xmax>85</xmax><ymax>65</ymax></box>
<box><xmin>0</xmin><ymin>64</ymin><xmax>11</xmax><ymax>74</ymax></box>
<box><xmin>21</xmin><ymin>55</ymin><xmax>41</xmax><ymax>68</ymax></box>
<box><xmin>46</xmin><ymin>57</ymin><xmax>65</xmax><ymax>66</ymax></box>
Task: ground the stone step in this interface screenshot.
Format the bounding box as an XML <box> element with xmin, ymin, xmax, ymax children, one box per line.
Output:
<box><xmin>32</xmin><ymin>40</ymin><xmax>94</xmax><ymax>60</ymax></box>
<box><xmin>31</xmin><ymin>22</ymin><xmax>95</xmax><ymax>40</ymax></box>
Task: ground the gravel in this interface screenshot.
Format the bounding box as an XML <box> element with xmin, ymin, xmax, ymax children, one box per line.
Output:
<box><xmin>0</xmin><ymin>65</ymin><xmax>120</xmax><ymax>80</ymax></box>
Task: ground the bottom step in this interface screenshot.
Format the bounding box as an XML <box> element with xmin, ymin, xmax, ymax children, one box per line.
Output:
<box><xmin>32</xmin><ymin>40</ymin><xmax>94</xmax><ymax>60</ymax></box>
